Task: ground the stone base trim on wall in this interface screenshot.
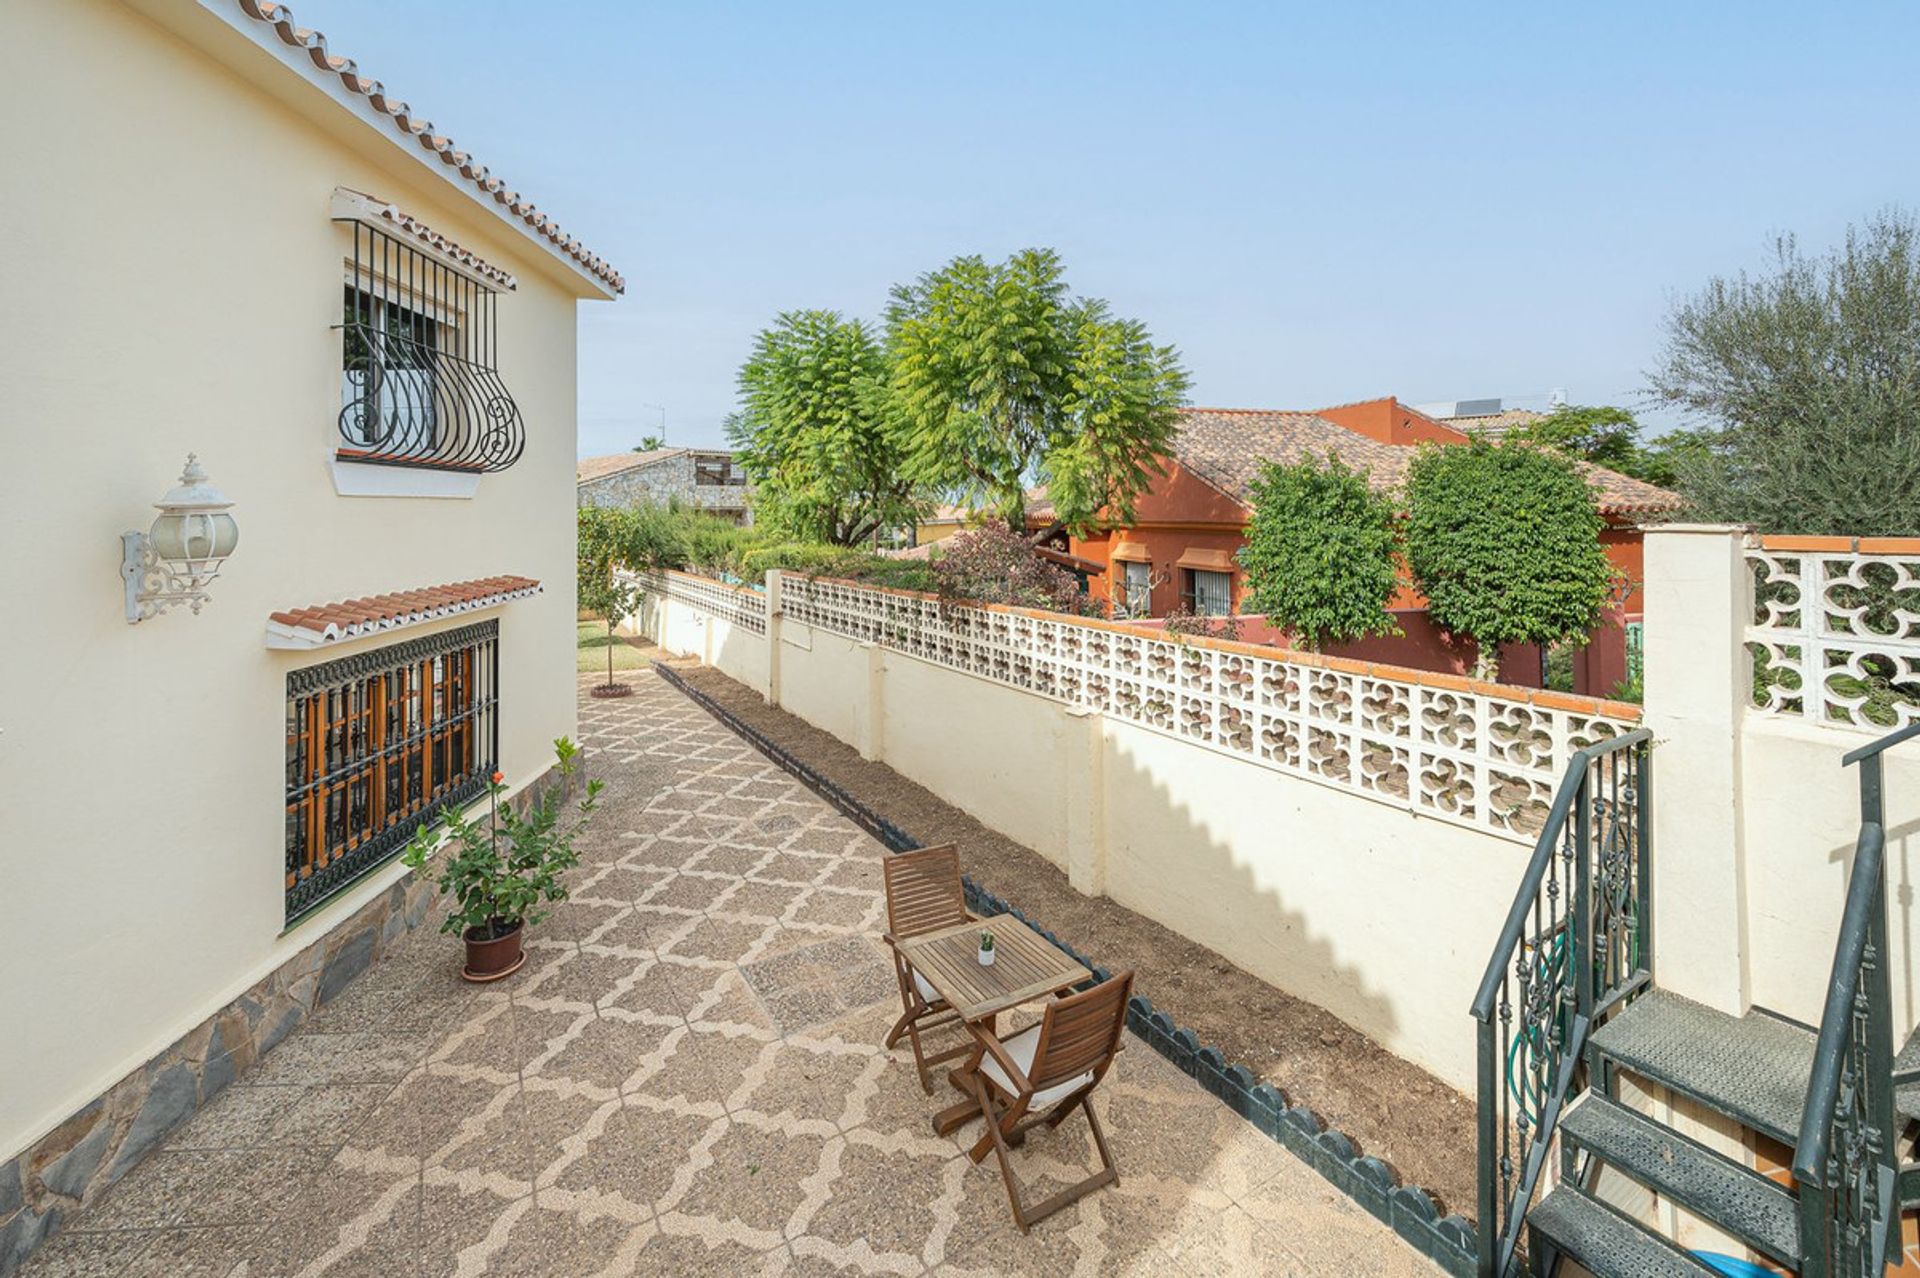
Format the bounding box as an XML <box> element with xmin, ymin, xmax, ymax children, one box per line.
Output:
<box><xmin>0</xmin><ymin>759</ymin><xmax>565</xmax><ymax>1277</ymax></box>
<box><xmin>0</xmin><ymin>872</ymin><xmax>435</xmax><ymax>1275</ymax></box>
<box><xmin>649</xmin><ymin>659</ymin><xmax>1479</xmax><ymax>1277</ymax></box>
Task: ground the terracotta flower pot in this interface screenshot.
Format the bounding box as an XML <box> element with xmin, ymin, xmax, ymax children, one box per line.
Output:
<box><xmin>461</xmin><ymin>920</ymin><xmax>526</xmax><ymax>983</ymax></box>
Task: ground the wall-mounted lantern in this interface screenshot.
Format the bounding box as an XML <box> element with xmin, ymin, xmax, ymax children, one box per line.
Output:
<box><xmin>122</xmin><ymin>454</ymin><xmax>240</xmax><ymax>623</ymax></box>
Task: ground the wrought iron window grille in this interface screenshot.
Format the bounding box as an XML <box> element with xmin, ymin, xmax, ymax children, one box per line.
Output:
<box><xmin>334</xmin><ymin>215</ymin><xmax>525</xmax><ymax>473</ymax></box>
<box><xmin>284</xmin><ymin>621</ymin><xmax>499</xmax><ymax>923</ymax></box>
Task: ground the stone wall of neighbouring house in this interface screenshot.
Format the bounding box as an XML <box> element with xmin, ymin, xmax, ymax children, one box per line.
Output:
<box><xmin>0</xmin><ymin>872</ymin><xmax>434</xmax><ymax>1274</ymax></box>
<box><xmin>577</xmin><ymin>452</ymin><xmax>751</xmax><ymax>521</ymax></box>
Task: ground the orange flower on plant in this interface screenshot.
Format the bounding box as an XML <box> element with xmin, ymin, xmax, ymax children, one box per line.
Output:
<box><xmin>491</xmin><ymin>770</ymin><xmax>505</xmax><ymax>784</ymax></box>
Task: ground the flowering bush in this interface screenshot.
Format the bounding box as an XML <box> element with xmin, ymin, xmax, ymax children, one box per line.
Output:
<box><xmin>402</xmin><ymin>737</ymin><xmax>603</xmax><ymax>941</ymax></box>
<box><xmin>931</xmin><ymin>522</ymin><xmax>1092</xmax><ymax>614</ymax></box>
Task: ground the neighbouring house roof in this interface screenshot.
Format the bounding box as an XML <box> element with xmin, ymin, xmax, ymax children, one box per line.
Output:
<box><xmin>238</xmin><ymin>0</ymin><xmax>624</xmax><ymax>294</ymax></box>
<box><xmin>265</xmin><ymin>575</ymin><xmax>542</xmax><ymax>649</ymax></box>
<box><xmin>922</xmin><ymin>486</ymin><xmax>1055</xmax><ymax>528</ymax></box>
<box><xmin>1442</xmin><ymin>408</ymin><xmax>1549</xmax><ymax>441</ymax></box>
<box><xmin>576</xmin><ymin>448</ymin><xmax>685</xmax><ymax>485</ymax></box>
<box><xmin>1172</xmin><ymin>407</ymin><xmax>1683</xmax><ymax>517</ymax></box>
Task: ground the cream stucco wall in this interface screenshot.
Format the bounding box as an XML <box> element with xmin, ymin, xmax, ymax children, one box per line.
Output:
<box><xmin>0</xmin><ymin>0</ymin><xmax>599</xmax><ymax>1161</ymax></box>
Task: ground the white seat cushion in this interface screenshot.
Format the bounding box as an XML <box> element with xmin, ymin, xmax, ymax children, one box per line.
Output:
<box><xmin>912</xmin><ymin>968</ymin><xmax>940</xmax><ymax>1004</ymax></box>
<box><xmin>977</xmin><ymin>1023</ymin><xmax>1096</xmax><ymax>1109</ymax></box>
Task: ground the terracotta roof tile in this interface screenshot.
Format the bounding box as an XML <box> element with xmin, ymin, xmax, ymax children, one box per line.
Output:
<box><xmin>240</xmin><ymin>1</ymin><xmax>623</xmax><ymax>294</ymax></box>
<box><xmin>266</xmin><ymin>576</ymin><xmax>541</xmax><ymax>649</ymax></box>
<box><xmin>1442</xmin><ymin>408</ymin><xmax>1548</xmax><ymax>441</ymax></box>
<box><xmin>1171</xmin><ymin>408</ymin><xmax>1683</xmax><ymax>517</ymax></box>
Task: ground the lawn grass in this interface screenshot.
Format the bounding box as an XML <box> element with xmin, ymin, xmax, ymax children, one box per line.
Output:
<box><xmin>577</xmin><ymin>619</ymin><xmax>652</xmax><ymax>675</ymax></box>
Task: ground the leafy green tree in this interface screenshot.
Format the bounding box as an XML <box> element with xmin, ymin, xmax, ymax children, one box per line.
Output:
<box><xmin>1507</xmin><ymin>405</ymin><xmax>1678</xmax><ymax>487</ymax></box>
<box><xmin>1648</xmin><ymin>209</ymin><xmax>1920</xmax><ymax>535</ymax></box>
<box><xmin>730</xmin><ymin>311</ymin><xmax>921</xmax><ymax>546</ymax></box>
<box><xmin>884</xmin><ymin>248</ymin><xmax>1189</xmax><ymax>534</ymax></box>
<box><xmin>1236</xmin><ymin>453</ymin><xmax>1401</xmax><ymax>649</ymax></box>
<box><xmin>634</xmin><ymin>434</ymin><xmax>665</xmax><ymax>452</ymax></box>
<box><xmin>1404</xmin><ymin>440</ymin><xmax>1617</xmax><ymax>680</ymax></box>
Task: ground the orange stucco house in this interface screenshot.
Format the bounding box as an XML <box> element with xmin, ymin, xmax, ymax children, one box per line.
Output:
<box><xmin>1069</xmin><ymin>398</ymin><xmax>1683</xmax><ymax>695</ymax></box>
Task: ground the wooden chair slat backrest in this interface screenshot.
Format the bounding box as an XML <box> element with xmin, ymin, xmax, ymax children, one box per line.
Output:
<box><xmin>1029</xmin><ymin>970</ymin><xmax>1134</xmax><ymax>1093</ymax></box>
<box><xmin>882</xmin><ymin>844</ymin><xmax>967</xmax><ymax>940</ymax></box>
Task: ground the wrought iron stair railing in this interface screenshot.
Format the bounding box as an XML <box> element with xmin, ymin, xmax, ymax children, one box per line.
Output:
<box><xmin>1470</xmin><ymin>728</ymin><xmax>1653</xmax><ymax>1277</ymax></box>
<box><xmin>1793</xmin><ymin>719</ymin><xmax>1918</xmax><ymax>1278</ymax></box>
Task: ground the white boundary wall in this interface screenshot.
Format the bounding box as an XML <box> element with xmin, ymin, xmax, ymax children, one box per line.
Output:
<box><xmin>627</xmin><ymin>568</ymin><xmax>1645</xmax><ymax>1090</ymax></box>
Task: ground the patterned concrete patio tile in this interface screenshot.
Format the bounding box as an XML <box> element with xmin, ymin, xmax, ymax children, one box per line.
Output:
<box><xmin>581</xmin><ymin>861</ymin><xmax>676</xmax><ymax>904</ymax></box>
<box><xmin>817</xmin><ymin>857</ymin><xmax>884</xmax><ymax>894</ymax></box>
<box><xmin>521</xmin><ymin>947</ymin><xmax>656</xmax><ymax>1010</ymax></box>
<box><xmin>682</xmin><ymin>967</ymin><xmax>778</xmax><ymax>1035</ymax></box>
<box><xmin>587</xmin><ymin>904</ymin><xmax>672</xmax><ymax>953</ymax></box>
<box><xmin>239</xmin><ymin>1156</ymin><xmax>420</xmax><ymax>1278</ymax></box>
<box><xmin>669</xmin><ymin>1121</ymin><xmax>834</xmax><ymax>1239</ymax></box>
<box><xmin>355</xmin><ymin>1067</ymin><xmax>503</xmax><ymax>1162</ymax></box>
<box><xmin>440</xmin><ymin>1088</ymin><xmax>612</xmax><ymax>1190</ymax></box>
<box><xmin>661</xmin><ymin>914</ymin><xmax>779</xmax><ymax>965</ymax></box>
<box><xmin>598</xmin><ymin>953</ymin><xmax>692</xmax><ymax>1020</ymax></box>
<box><xmin>67</xmin><ymin>1150</ymin><xmax>251</xmax><ymax>1229</ymax></box>
<box><xmin>486</xmin><ymin>1201</ymin><xmax>654</xmax><ymax>1276</ymax></box>
<box><xmin>276</xmin><ymin>1083</ymin><xmax>400</xmax><ymax>1146</ymax></box>
<box><xmin>550</xmin><ymin>1100</ymin><xmax>717</xmax><ymax>1210</ymax></box>
<box><xmin>799</xmin><ymin>1140</ymin><xmax>954</xmax><ymax>1266</ymax></box>
<box><xmin>719</xmin><ymin>877</ymin><xmax>810</xmax><ymax>921</ymax></box>
<box><xmin>637</xmin><ymin>1025</ymin><xmax>771</xmax><ymax>1112</ymax></box>
<box><xmin>784</xmin><ymin>887</ymin><xmax>882</xmax><ymax>934</ymax></box>
<box><xmin>750</xmin><ymin>850</ymin><xmax>837</xmax><ymax>887</ymax></box>
<box><xmin>735</xmin><ymin>1042</ymin><xmax>885</xmax><ymax>1133</ymax></box>
<box><xmin>1156</xmin><ymin>1200</ymin><xmax>1304</xmax><ymax>1277</ymax></box>
<box><xmin>247</xmin><ymin>1030</ymin><xmax>432</xmax><ymax>1086</ymax></box>
<box><xmin>130</xmin><ymin>1225</ymin><xmax>261</xmax><ymax>1277</ymax></box>
<box><xmin>163</xmin><ymin>1084</ymin><xmax>304</xmax><ymax>1150</ymax></box>
<box><xmin>934</xmin><ymin>1156</ymin><xmax>1102</xmax><ymax>1276</ymax></box>
<box><xmin>205</xmin><ymin>1146</ymin><xmax>336</xmax><ymax>1223</ymax></box>
<box><xmin>530</xmin><ymin>1014</ymin><xmax>676</xmax><ymax>1094</ymax></box>
<box><xmin>537</xmin><ymin>898</ymin><xmax>629</xmax><ymax>944</ymax></box>
<box><xmin>643</xmin><ymin>871</ymin><xmax>739</xmax><ymax>914</ymax></box>
<box><xmin>416</xmin><ymin>1180</ymin><xmax>528</xmax><ymax>1278</ymax></box>
<box><xmin>13</xmin><ymin>1227</ymin><xmax>156</xmax><ymax>1276</ymax></box>
<box><xmin>433</xmin><ymin>1000</ymin><xmax>536</xmax><ymax>1075</ymax></box>
<box><xmin>630</xmin><ymin>1224</ymin><xmax>785</xmax><ymax>1278</ymax></box>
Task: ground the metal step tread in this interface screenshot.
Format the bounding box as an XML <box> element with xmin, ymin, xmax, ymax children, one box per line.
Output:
<box><xmin>1590</xmin><ymin>991</ymin><xmax>1812</xmax><ymax>1144</ymax></box>
<box><xmin>1527</xmin><ymin>1187</ymin><xmax>1717</xmax><ymax>1278</ymax></box>
<box><xmin>1562</xmin><ymin>1094</ymin><xmax>1801</xmax><ymax>1266</ymax></box>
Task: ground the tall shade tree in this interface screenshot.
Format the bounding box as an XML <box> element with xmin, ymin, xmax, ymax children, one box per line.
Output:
<box><xmin>1404</xmin><ymin>440</ymin><xmax>1616</xmax><ymax>680</ymax></box>
<box><xmin>730</xmin><ymin>310</ymin><xmax>920</xmax><ymax>546</ymax></box>
<box><xmin>1506</xmin><ymin>405</ymin><xmax>1677</xmax><ymax>488</ymax></box>
<box><xmin>1649</xmin><ymin>210</ymin><xmax>1920</xmax><ymax>536</ymax></box>
<box><xmin>1237</xmin><ymin>453</ymin><xmax>1401</xmax><ymax>650</ymax></box>
<box><xmin>884</xmin><ymin>248</ymin><xmax>1189</xmax><ymax>533</ymax></box>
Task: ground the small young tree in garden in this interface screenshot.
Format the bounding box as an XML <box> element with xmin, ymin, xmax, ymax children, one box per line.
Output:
<box><xmin>1649</xmin><ymin>209</ymin><xmax>1920</xmax><ymax>535</ymax></box>
<box><xmin>1237</xmin><ymin>453</ymin><xmax>1401</xmax><ymax>650</ymax></box>
<box><xmin>730</xmin><ymin>310</ymin><xmax>921</xmax><ymax>545</ymax></box>
<box><xmin>577</xmin><ymin>507</ymin><xmax>641</xmax><ymax>695</ymax></box>
<box><xmin>1404</xmin><ymin>440</ymin><xmax>1616</xmax><ymax>681</ymax></box>
<box><xmin>885</xmin><ymin>248</ymin><xmax>1189</xmax><ymax>534</ymax></box>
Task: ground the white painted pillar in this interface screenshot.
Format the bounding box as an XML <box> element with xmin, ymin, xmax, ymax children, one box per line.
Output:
<box><xmin>853</xmin><ymin>641</ymin><xmax>884</xmax><ymax>762</ymax></box>
<box><xmin>1062</xmin><ymin>706</ymin><xmax>1107</xmax><ymax>897</ymax></box>
<box><xmin>764</xmin><ymin>572</ymin><xmax>783</xmax><ymax>707</ymax></box>
<box><xmin>1641</xmin><ymin>524</ymin><xmax>1752</xmax><ymax>1015</ymax></box>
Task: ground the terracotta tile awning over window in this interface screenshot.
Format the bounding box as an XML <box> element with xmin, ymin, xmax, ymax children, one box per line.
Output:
<box><xmin>266</xmin><ymin>576</ymin><xmax>540</xmax><ymax>649</ymax></box>
<box><xmin>1175</xmin><ymin>548</ymin><xmax>1237</xmax><ymax>572</ymax></box>
<box><xmin>1110</xmin><ymin>542</ymin><xmax>1151</xmax><ymax>564</ymax></box>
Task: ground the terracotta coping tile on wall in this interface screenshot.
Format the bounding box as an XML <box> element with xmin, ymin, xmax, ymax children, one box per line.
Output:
<box><xmin>265</xmin><ymin>576</ymin><xmax>541</xmax><ymax>649</ymax></box>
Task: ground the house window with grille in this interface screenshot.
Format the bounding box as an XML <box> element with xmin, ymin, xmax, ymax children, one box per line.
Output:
<box><xmin>1120</xmin><ymin>560</ymin><xmax>1153</xmax><ymax>617</ymax></box>
<box><xmin>335</xmin><ymin>210</ymin><xmax>524</xmax><ymax>473</ymax></box>
<box><xmin>284</xmin><ymin>622</ymin><xmax>498</xmax><ymax>923</ymax></box>
<box><xmin>1183</xmin><ymin>569</ymin><xmax>1233</xmax><ymax>616</ymax></box>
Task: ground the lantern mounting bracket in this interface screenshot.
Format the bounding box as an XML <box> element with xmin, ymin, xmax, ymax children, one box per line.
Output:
<box><xmin>120</xmin><ymin>454</ymin><xmax>240</xmax><ymax>624</ymax></box>
<box><xmin>122</xmin><ymin>530</ymin><xmax>212</xmax><ymax>622</ymax></box>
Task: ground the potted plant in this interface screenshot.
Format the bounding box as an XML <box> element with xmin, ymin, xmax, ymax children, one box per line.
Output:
<box><xmin>402</xmin><ymin>737</ymin><xmax>603</xmax><ymax>982</ymax></box>
<box><xmin>977</xmin><ymin>929</ymin><xmax>996</xmax><ymax>967</ymax></box>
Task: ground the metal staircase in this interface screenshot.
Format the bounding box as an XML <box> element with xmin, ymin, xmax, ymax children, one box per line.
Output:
<box><xmin>1471</xmin><ymin>720</ymin><xmax>1920</xmax><ymax>1277</ymax></box>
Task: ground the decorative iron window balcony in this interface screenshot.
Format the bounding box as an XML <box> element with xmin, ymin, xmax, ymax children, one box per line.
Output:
<box><xmin>334</xmin><ymin>198</ymin><xmax>525</xmax><ymax>474</ymax></box>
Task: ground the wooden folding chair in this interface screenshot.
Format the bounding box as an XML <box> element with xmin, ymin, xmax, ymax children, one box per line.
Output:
<box><xmin>881</xmin><ymin>844</ymin><xmax>972</xmax><ymax>1092</ymax></box>
<box><xmin>964</xmin><ymin>970</ymin><xmax>1135</xmax><ymax>1233</ymax></box>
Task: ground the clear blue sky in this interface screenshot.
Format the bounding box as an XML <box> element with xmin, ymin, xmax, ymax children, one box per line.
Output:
<box><xmin>313</xmin><ymin>2</ymin><xmax>1918</xmax><ymax>455</ymax></box>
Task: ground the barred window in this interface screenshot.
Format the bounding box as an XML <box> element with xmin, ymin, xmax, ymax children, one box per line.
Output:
<box><xmin>1183</xmin><ymin>569</ymin><xmax>1234</xmax><ymax>617</ymax></box>
<box><xmin>335</xmin><ymin>210</ymin><xmax>524</xmax><ymax>473</ymax></box>
<box><xmin>284</xmin><ymin>622</ymin><xmax>498</xmax><ymax>923</ymax></box>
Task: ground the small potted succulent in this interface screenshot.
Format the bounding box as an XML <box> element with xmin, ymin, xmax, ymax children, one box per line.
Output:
<box><xmin>977</xmin><ymin>929</ymin><xmax>996</xmax><ymax>967</ymax></box>
<box><xmin>402</xmin><ymin>737</ymin><xmax>603</xmax><ymax>982</ymax></box>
